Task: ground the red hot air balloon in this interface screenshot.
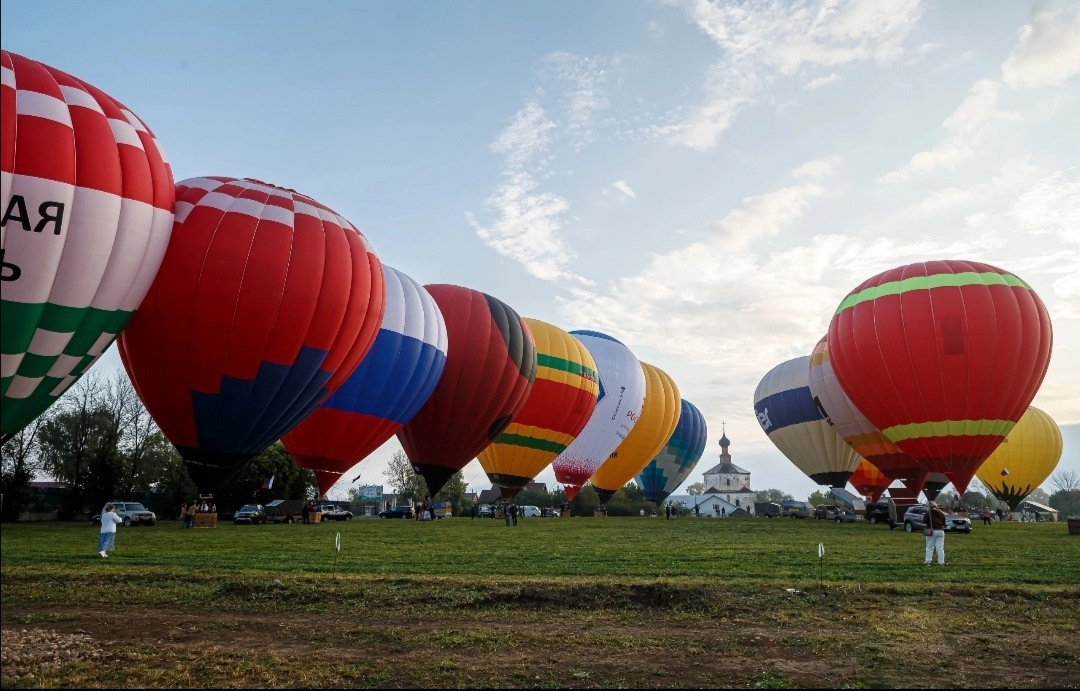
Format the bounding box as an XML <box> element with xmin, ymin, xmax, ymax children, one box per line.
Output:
<box><xmin>848</xmin><ymin>459</ymin><xmax>891</xmax><ymax>505</ymax></box>
<box><xmin>118</xmin><ymin>177</ymin><xmax>385</xmax><ymax>490</ymax></box>
<box><xmin>397</xmin><ymin>285</ymin><xmax>536</xmax><ymax>496</ymax></box>
<box><xmin>828</xmin><ymin>260</ymin><xmax>1052</xmax><ymax>495</ymax></box>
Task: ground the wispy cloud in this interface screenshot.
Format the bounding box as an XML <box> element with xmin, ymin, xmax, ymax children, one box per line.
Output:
<box><xmin>554</xmin><ymin>164</ymin><xmax>984</xmax><ymax>442</ymax></box>
<box><xmin>665</xmin><ymin>0</ymin><xmax>922</xmax><ymax>149</ymax></box>
<box><xmin>469</xmin><ymin>55</ymin><xmax>618</xmax><ymax>282</ymax></box>
<box><xmin>1001</xmin><ymin>1</ymin><xmax>1080</xmax><ymax>88</ymax></box>
<box><xmin>879</xmin><ymin>79</ymin><xmax>1020</xmax><ymax>182</ymax></box>
<box><xmin>612</xmin><ymin>180</ymin><xmax>637</xmax><ymax>200</ymax></box>
<box><xmin>803</xmin><ymin>73</ymin><xmax>840</xmax><ymax>89</ymax></box>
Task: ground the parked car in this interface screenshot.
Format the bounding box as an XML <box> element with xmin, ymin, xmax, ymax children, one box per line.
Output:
<box><xmin>379</xmin><ymin>505</ymin><xmax>415</xmax><ymax>519</ymax></box>
<box><xmin>814</xmin><ymin>504</ymin><xmax>841</xmax><ymax>519</ymax></box>
<box><xmin>781</xmin><ymin>500</ymin><xmax>812</xmax><ymax>518</ymax></box>
<box><xmin>902</xmin><ymin>505</ymin><xmax>972</xmax><ymax>534</ymax></box>
<box><xmin>92</xmin><ymin>502</ymin><xmax>156</xmax><ymax>527</ymax></box>
<box><xmin>865</xmin><ymin>501</ymin><xmax>890</xmax><ymax>525</ymax></box>
<box><xmin>233</xmin><ymin>504</ymin><xmax>266</xmax><ymax>525</ymax></box>
<box><xmin>832</xmin><ymin>511</ymin><xmax>858</xmax><ymax>524</ymax></box>
<box><xmin>320</xmin><ymin>505</ymin><xmax>354</xmax><ymax>521</ymax></box>
<box><xmin>477</xmin><ymin>504</ymin><xmax>496</xmax><ymax>518</ymax></box>
<box><xmin>519</xmin><ymin>505</ymin><xmax>542</xmax><ymax>518</ymax></box>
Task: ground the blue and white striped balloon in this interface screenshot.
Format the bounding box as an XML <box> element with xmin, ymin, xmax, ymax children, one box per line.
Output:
<box><xmin>753</xmin><ymin>356</ymin><xmax>859</xmax><ymax>488</ymax></box>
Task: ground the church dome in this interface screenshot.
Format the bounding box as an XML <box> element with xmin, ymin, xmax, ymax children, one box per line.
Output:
<box><xmin>719</xmin><ymin>433</ymin><xmax>730</xmax><ymax>448</ymax></box>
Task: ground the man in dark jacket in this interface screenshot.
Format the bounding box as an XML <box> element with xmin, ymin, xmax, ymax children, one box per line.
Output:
<box><xmin>924</xmin><ymin>501</ymin><xmax>947</xmax><ymax>565</ymax></box>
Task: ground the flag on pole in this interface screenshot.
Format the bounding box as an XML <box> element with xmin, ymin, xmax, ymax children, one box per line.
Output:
<box><xmin>262</xmin><ymin>476</ymin><xmax>275</xmax><ymax>490</ymax></box>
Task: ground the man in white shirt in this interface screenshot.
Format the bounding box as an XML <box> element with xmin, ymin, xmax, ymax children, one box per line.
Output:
<box><xmin>98</xmin><ymin>504</ymin><xmax>123</xmax><ymax>557</ymax></box>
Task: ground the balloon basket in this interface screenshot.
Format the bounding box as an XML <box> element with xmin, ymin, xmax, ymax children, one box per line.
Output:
<box><xmin>194</xmin><ymin>513</ymin><xmax>218</xmax><ymax>529</ymax></box>
<box><xmin>1068</xmin><ymin>519</ymin><xmax>1080</xmax><ymax>535</ymax></box>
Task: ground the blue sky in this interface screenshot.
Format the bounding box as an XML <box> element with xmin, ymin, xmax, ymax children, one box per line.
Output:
<box><xmin>4</xmin><ymin>0</ymin><xmax>1077</xmax><ymax>501</ymax></box>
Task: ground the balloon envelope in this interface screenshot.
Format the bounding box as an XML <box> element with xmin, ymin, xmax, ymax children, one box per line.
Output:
<box><xmin>477</xmin><ymin>319</ymin><xmax>598</xmax><ymax>499</ymax></box>
<box><xmin>975</xmin><ymin>406</ymin><xmax>1062</xmax><ymax>509</ymax></box>
<box><xmin>636</xmin><ymin>399</ymin><xmax>708</xmax><ymax>505</ymax></box>
<box><xmin>848</xmin><ymin>460</ymin><xmax>891</xmax><ymax>504</ymax></box>
<box><xmin>1</xmin><ymin>51</ymin><xmax>174</xmax><ymax>441</ymax></box>
<box><xmin>808</xmin><ymin>336</ymin><xmax>926</xmax><ymax>491</ymax></box>
<box><xmin>551</xmin><ymin>330</ymin><xmax>646</xmax><ymax>501</ymax></box>
<box><xmin>828</xmin><ymin>260</ymin><xmax>1052</xmax><ymax>494</ymax></box>
<box><xmin>753</xmin><ymin>355</ymin><xmax>860</xmax><ymax>488</ymax></box>
<box><xmin>397</xmin><ymin>285</ymin><xmax>536</xmax><ymax>496</ymax></box>
<box><xmin>118</xmin><ymin>177</ymin><xmax>385</xmax><ymax>490</ymax></box>
<box><xmin>283</xmin><ymin>265</ymin><xmax>448</xmax><ymax>496</ymax></box>
<box><xmin>591</xmin><ymin>362</ymin><xmax>681</xmax><ymax>504</ymax></box>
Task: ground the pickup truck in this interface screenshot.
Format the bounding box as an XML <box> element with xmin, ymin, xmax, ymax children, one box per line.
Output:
<box><xmin>320</xmin><ymin>505</ymin><xmax>353</xmax><ymax>521</ymax></box>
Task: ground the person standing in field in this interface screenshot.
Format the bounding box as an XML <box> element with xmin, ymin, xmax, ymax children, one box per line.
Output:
<box><xmin>97</xmin><ymin>504</ymin><xmax>123</xmax><ymax>558</ymax></box>
<box><xmin>179</xmin><ymin>503</ymin><xmax>187</xmax><ymax>528</ymax></box>
<box><xmin>925</xmin><ymin>501</ymin><xmax>947</xmax><ymax>565</ymax></box>
<box><xmin>981</xmin><ymin>507</ymin><xmax>992</xmax><ymax>526</ymax></box>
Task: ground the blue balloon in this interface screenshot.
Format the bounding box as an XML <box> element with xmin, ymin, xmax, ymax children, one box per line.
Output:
<box><xmin>636</xmin><ymin>399</ymin><xmax>707</xmax><ymax>505</ymax></box>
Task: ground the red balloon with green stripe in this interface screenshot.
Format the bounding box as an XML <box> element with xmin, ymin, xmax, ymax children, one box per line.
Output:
<box><xmin>827</xmin><ymin>260</ymin><xmax>1052</xmax><ymax>495</ymax></box>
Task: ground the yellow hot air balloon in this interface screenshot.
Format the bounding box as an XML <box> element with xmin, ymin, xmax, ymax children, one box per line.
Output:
<box><xmin>477</xmin><ymin>319</ymin><xmax>599</xmax><ymax>499</ymax></box>
<box><xmin>591</xmin><ymin>362</ymin><xmax>681</xmax><ymax>505</ymax></box>
<box><xmin>975</xmin><ymin>406</ymin><xmax>1062</xmax><ymax>509</ymax></box>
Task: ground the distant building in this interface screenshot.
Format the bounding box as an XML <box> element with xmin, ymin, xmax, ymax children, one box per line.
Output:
<box><xmin>672</xmin><ymin>428</ymin><xmax>755</xmax><ymax>516</ymax></box>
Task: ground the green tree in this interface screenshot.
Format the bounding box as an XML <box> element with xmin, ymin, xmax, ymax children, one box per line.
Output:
<box><xmin>605</xmin><ymin>482</ymin><xmax>654</xmax><ymax>516</ymax></box>
<box><xmin>433</xmin><ymin>471</ymin><xmax>466</xmax><ymax>508</ymax></box>
<box><xmin>807</xmin><ymin>490</ymin><xmax>830</xmax><ymax>507</ymax></box>
<box><xmin>685</xmin><ymin>481</ymin><xmax>705</xmax><ymax>495</ymax></box>
<box><xmin>214</xmin><ymin>442</ymin><xmax>316</xmax><ymax>511</ymax></box>
<box><xmin>1028</xmin><ymin>487</ymin><xmax>1051</xmax><ymax>504</ymax></box>
<box><xmin>37</xmin><ymin>373</ymin><xmax>124</xmax><ymax>518</ymax></box>
<box><xmin>385</xmin><ymin>450</ymin><xmax>427</xmax><ymax>504</ymax></box>
<box><xmin>569</xmin><ymin>483</ymin><xmax>600</xmax><ymax>516</ymax></box>
<box><xmin>1</xmin><ymin>417</ymin><xmax>47</xmax><ymax>521</ymax></box>
<box><xmin>755</xmin><ymin>488</ymin><xmax>793</xmax><ymax>503</ymax></box>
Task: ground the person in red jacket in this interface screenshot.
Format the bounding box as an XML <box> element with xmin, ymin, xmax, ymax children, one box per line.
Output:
<box><xmin>924</xmin><ymin>501</ymin><xmax>947</xmax><ymax>565</ymax></box>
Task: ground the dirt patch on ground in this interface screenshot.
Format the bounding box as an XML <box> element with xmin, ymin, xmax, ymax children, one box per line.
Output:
<box><xmin>3</xmin><ymin>583</ymin><xmax>1078</xmax><ymax>689</ymax></box>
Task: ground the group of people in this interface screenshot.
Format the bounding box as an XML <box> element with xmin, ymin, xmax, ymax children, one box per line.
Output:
<box><xmin>414</xmin><ymin>498</ymin><xmax>438</xmax><ymax>521</ymax></box>
<box><xmin>178</xmin><ymin>500</ymin><xmax>215</xmax><ymax>528</ymax></box>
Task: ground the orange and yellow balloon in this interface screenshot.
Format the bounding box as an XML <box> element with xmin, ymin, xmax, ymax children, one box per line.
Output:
<box><xmin>591</xmin><ymin>362</ymin><xmax>681</xmax><ymax>505</ymax></box>
<box><xmin>975</xmin><ymin>406</ymin><xmax>1062</xmax><ymax>509</ymax></box>
<box><xmin>477</xmin><ymin>319</ymin><xmax>599</xmax><ymax>499</ymax></box>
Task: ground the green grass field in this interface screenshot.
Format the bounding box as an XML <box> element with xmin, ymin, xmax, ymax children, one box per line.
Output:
<box><xmin>2</xmin><ymin>517</ymin><xmax>1078</xmax><ymax>688</ymax></box>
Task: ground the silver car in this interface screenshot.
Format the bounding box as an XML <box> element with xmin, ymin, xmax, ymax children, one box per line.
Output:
<box><xmin>903</xmin><ymin>505</ymin><xmax>972</xmax><ymax>534</ymax></box>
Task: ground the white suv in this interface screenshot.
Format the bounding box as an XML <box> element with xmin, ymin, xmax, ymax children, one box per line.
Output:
<box><xmin>519</xmin><ymin>506</ymin><xmax>542</xmax><ymax>518</ymax></box>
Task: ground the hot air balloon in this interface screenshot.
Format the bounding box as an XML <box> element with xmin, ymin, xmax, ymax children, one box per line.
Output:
<box><xmin>397</xmin><ymin>285</ymin><xmax>536</xmax><ymax>496</ymax></box>
<box><xmin>591</xmin><ymin>362</ymin><xmax>681</xmax><ymax>505</ymax></box>
<box><xmin>282</xmin><ymin>265</ymin><xmax>448</xmax><ymax>496</ymax></box>
<box><xmin>118</xmin><ymin>177</ymin><xmax>385</xmax><ymax>490</ymax></box>
<box><xmin>753</xmin><ymin>356</ymin><xmax>860</xmax><ymax>488</ymax></box>
<box><xmin>477</xmin><ymin>319</ymin><xmax>598</xmax><ymax>499</ymax></box>
<box><xmin>1</xmin><ymin>51</ymin><xmax>174</xmax><ymax>443</ymax></box>
<box><xmin>551</xmin><ymin>331</ymin><xmax>646</xmax><ymax>501</ymax></box>
<box><xmin>975</xmin><ymin>406</ymin><xmax>1063</xmax><ymax>509</ymax></box>
<box><xmin>848</xmin><ymin>459</ymin><xmax>891</xmax><ymax>504</ymax></box>
<box><xmin>828</xmin><ymin>260</ymin><xmax>1053</xmax><ymax>494</ymax></box>
<box><xmin>636</xmin><ymin>399</ymin><xmax>708</xmax><ymax>506</ymax></box>
<box><xmin>807</xmin><ymin>335</ymin><xmax>926</xmax><ymax>498</ymax></box>
<box><xmin>921</xmin><ymin>473</ymin><xmax>950</xmax><ymax>502</ymax></box>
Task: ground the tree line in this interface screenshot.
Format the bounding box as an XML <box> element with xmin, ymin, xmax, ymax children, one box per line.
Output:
<box><xmin>1</xmin><ymin>371</ymin><xmax>316</xmax><ymax>521</ymax></box>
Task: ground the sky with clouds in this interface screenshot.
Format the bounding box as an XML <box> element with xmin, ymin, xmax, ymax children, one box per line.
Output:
<box><xmin>3</xmin><ymin>0</ymin><xmax>1077</xmax><ymax>501</ymax></box>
